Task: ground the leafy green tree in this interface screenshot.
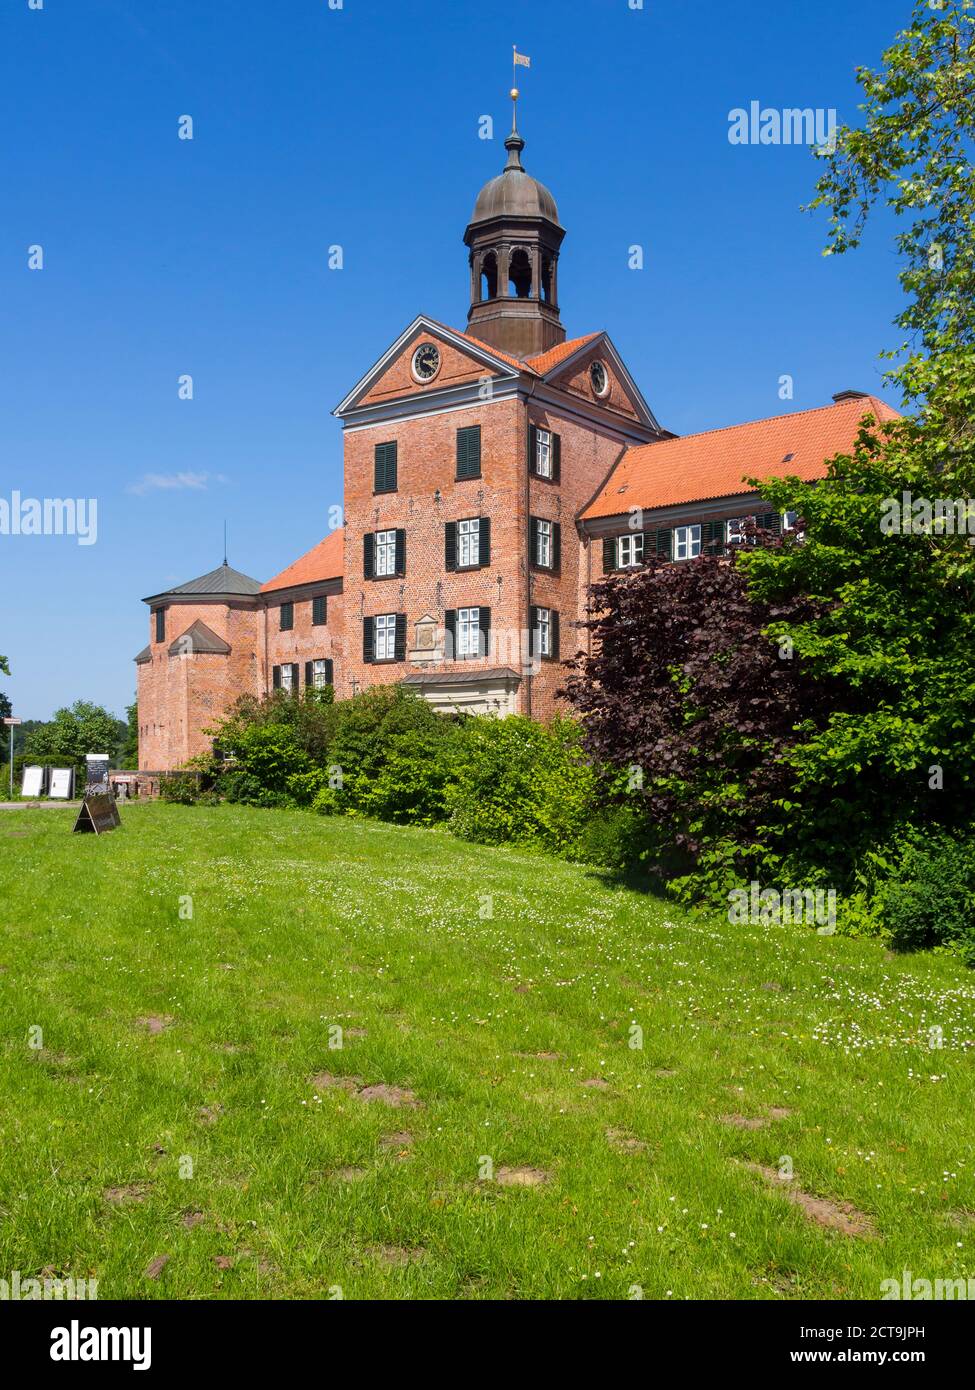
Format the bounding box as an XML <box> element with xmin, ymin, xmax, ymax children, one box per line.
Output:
<box><xmin>0</xmin><ymin>655</ymin><xmax>10</xmax><ymax>763</ymax></box>
<box><xmin>24</xmin><ymin>701</ymin><xmax>127</xmax><ymax>779</ymax></box>
<box><xmin>121</xmin><ymin>698</ymin><xmax>139</xmax><ymax>769</ymax></box>
<box><xmin>809</xmin><ymin>0</ymin><xmax>975</xmax><ymax>411</ymax></box>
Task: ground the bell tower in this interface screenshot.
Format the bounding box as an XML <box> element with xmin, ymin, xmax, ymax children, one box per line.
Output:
<box><xmin>463</xmin><ymin>87</ymin><xmax>566</xmax><ymax>360</ymax></box>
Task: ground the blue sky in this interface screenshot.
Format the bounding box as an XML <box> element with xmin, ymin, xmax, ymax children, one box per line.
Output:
<box><xmin>1</xmin><ymin>0</ymin><xmax>908</xmax><ymax>721</ymax></box>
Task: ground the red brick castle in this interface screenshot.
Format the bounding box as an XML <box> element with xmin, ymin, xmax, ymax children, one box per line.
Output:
<box><xmin>136</xmin><ymin>109</ymin><xmax>896</xmax><ymax>772</ymax></box>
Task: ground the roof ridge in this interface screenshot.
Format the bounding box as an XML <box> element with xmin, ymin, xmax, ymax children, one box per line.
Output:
<box><xmin>626</xmin><ymin>394</ymin><xmax>896</xmax><ymax>453</ymax></box>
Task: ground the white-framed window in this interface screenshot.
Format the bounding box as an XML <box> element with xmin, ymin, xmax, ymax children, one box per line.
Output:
<box><xmin>458</xmin><ymin>517</ymin><xmax>480</xmax><ymax>568</ymax></box>
<box><xmin>279</xmin><ymin>665</ymin><xmax>294</xmax><ymax>692</ymax></box>
<box><xmin>726</xmin><ymin>517</ymin><xmax>746</xmax><ymax>545</ymax></box>
<box><xmin>312</xmin><ymin>659</ymin><xmax>330</xmax><ymax>689</ymax></box>
<box><xmin>536</xmin><ymin>606</ymin><xmax>552</xmax><ymax>657</ymax></box>
<box><xmin>457</xmin><ymin>606</ymin><xmax>481</xmax><ymax>658</ymax></box>
<box><xmin>782</xmin><ymin>510</ymin><xmax>798</xmax><ymax>532</ymax></box>
<box><xmin>375</xmin><ymin>529</ymin><xmax>396</xmax><ymax>577</ymax></box>
<box><xmin>536</xmin><ymin>518</ymin><xmax>553</xmax><ymax>568</ymax></box>
<box><xmin>536</xmin><ymin>428</ymin><xmax>552</xmax><ymax>478</ymax></box>
<box><xmin>375</xmin><ymin>612</ymin><xmax>396</xmax><ymax>660</ymax></box>
<box><xmin>673</xmin><ymin>524</ymin><xmax>701</xmax><ymax>561</ymax></box>
<box><xmin>617</xmin><ymin>532</ymin><xmax>645</xmax><ymax>568</ymax></box>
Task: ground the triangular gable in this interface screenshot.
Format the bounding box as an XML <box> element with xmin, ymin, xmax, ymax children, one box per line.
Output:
<box><xmin>168</xmin><ymin>620</ymin><xmax>231</xmax><ymax>656</ymax></box>
<box><xmin>333</xmin><ymin>315</ymin><xmax>529</xmax><ymax>417</ymax></box>
<box><xmin>532</xmin><ymin>331</ymin><xmax>661</xmax><ymax>433</ymax></box>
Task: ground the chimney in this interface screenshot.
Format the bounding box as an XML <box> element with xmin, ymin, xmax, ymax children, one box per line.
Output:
<box><xmin>832</xmin><ymin>389</ymin><xmax>868</xmax><ymax>403</ymax></box>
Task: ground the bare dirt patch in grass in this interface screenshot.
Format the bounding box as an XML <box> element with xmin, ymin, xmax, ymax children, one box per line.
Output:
<box><xmin>580</xmin><ymin>1076</ymin><xmax>612</xmax><ymax>1090</ymax></box>
<box><xmin>606</xmin><ymin>1128</ymin><xmax>649</xmax><ymax>1153</ymax></box>
<box><xmin>180</xmin><ymin>1210</ymin><xmax>205</xmax><ymax>1230</ymax></box>
<box><xmin>743</xmin><ymin>1162</ymin><xmax>876</xmax><ymax>1237</ymax></box>
<box><xmin>358</xmin><ymin>1084</ymin><xmax>422</xmax><ymax>1108</ymax></box>
<box><xmin>720</xmin><ymin>1114</ymin><xmax>768</xmax><ymax>1130</ymax></box>
<box><xmin>332</xmin><ymin>1165</ymin><xmax>368</xmax><ymax>1183</ymax></box>
<box><xmin>136</xmin><ymin>1015</ymin><xmax>173</xmax><ymax>1036</ymax></box>
<box><xmin>379</xmin><ymin>1131</ymin><xmax>413</xmax><ymax>1156</ymax></box>
<box><xmin>496</xmin><ymin>1166</ymin><xmax>550</xmax><ymax>1187</ymax></box>
<box><xmin>144</xmin><ymin>1255</ymin><xmax>169</xmax><ymax>1280</ymax></box>
<box><xmin>198</xmin><ymin>1104</ymin><xmax>224</xmax><ymax>1126</ymax></box>
<box><xmin>103</xmin><ymin>1183</ymin><xmax>150</xmax><ymax>1205</ymax></box>
<box><xmin>365</xmin><ymin>1244</ymin><xmax>427</xmax><ymax>1267</ymax></box>
<box><xmin>309</xmin><ymin>1072</ymin><xmax>363</xmax><ymax>1094</ymax></box>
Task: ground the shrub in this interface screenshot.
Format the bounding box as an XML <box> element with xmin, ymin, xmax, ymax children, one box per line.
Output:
<box><xmin>158</xmin><ymin>772</ymin><xmax>202</xmax><ymax>805</ymax></box>
<box><xmin>876</xmin><ymin>836</ymin><xmax>975</xmax><ymax>959</ymax></box>
<box><xmin>447</xmin><ymin>716</ymin><xmax>596</xmax><ymax>855</ymax></box>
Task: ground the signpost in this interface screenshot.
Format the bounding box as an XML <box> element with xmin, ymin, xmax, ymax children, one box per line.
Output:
<box><xmin>3</xmin><ymin>716</ymin><xmax>21</xmax><ymax>798</ymax></box>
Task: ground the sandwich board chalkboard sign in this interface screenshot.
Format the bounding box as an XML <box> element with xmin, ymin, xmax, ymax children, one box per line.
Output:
<box><xmin>72</xmin><ymin>793</ymin><xmax>121</xmax><ymax>835</ymax></box>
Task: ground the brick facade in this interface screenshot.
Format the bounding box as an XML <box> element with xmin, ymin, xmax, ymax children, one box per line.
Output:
<box><xmin>136</xmin><ymin>127</ymin><xmax>893</xmax><ymax>770</ymax></box>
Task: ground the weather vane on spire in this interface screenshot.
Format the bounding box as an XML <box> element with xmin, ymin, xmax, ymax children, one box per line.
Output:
<box><xmin>511</xmin><ymin>46</ymin><xmax>531</xmax><ymax>129</ymax></box>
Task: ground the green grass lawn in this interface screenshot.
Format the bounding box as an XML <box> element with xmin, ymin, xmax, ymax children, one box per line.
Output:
<box><xmin>1</xmin><ymin>801</ymin><xmax>974</xmax><ymax>1301</ymax></box>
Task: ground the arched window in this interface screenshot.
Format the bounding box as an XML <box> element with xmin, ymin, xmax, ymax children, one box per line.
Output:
<box><xmin>480</xmin><ymin>252</ymin><xmax>498</xmax><ymax>301</ymax></box>
<box><xmin>541</xmin><ymin>255</ymin><xmax>553</xmax><ymax>303</ymax></box>
<box><xmin>508</xmin><ymin>248</ymin><xmax>532</xmax><ymax>299</ymax></box>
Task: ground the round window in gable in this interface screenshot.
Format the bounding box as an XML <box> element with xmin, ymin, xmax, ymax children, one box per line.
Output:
<box><xmin>411</xmin><ymin>342</ymin><xmax>441</xmax><ymax>383</ymax></box>
<box><xmin>589</xmin><ymin>360</ymin><xmax>609</xmax><ymax>398</ymax></box>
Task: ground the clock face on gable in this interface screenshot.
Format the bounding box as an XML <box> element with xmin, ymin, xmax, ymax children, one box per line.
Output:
<box><xmin>411</xmin><ymin>343</ymin><xmax>441</xmax><ymax>382</ymax></box>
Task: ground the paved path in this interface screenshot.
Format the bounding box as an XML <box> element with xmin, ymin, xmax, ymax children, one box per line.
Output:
<box><xmin>0</xmin><ymin>801</ymin><xmax>81</xmax><ymax>810</ymax></box>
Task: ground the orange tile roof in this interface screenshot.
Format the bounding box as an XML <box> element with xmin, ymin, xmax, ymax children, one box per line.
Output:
<box><xmin>580</xmin><ymin>394</ymin><xmax>900</xmax><ymax>520</ymax></box>
<box><xmin>423</xmin><ymin>319</ymin><xmax>537</xmax><ymax>374</ymax></box>
<box><xmin>526</xmin><ymin>333</ymin><xmax>601</xmax><ymax>375</ymax></box>
<box><xmin>261</xmin><ymin>528</ymin><xmax>344</xmax><ymax>592</ymax></box>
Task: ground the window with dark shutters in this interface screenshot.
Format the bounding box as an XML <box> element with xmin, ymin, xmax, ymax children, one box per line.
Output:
<box><xmin>550</xmin><ymin>610</ymin><xmax>560</xmax><ymax>660</ymax></box>
<box><xmin>304</xmin><ymin>661</ymin><xmax>313</xmax><ymax>688</ymax></box>
<box><xmin>552</xmin><ymin>520</ymin><xmax>561</xmax><ymax>572</ymax></box>
<box><xmin>280</xmin><ymin>602</ymin><xmax>294</xmax><ymax>631</ymax></box>
<box><xmin>363</xmin><ymin>616</ymin><xmax>375</xmax><ymax>663</ymax></box>
<box><xmin>363</xmin><ymin>533</ymin><xmax>375</xmax><ymax>579</ymax></box>
<box><xmin>479</xmin><ymin>515</ymin><xmax>490</xmax><ymax>566</ymax></box>
<box><xmin>374</xmin><ymin>441</ymin><xmax>398</xmax><ymax>494</ymax></box>
<box><xmin>444</xmin><ymin>521</ymin><xmax>457</xmax><ymax>571</ymax></box>
<box><xmin>324</xmin><ymin>658</ymin><xmax>334</xmax><ymax>686</ymax></box>
<box><xmin>395</xmin><ymin>529</ymin><xmax>406</xmax><ymax>577</ymax></box>
<box><xmin>444</xmin><ymin>609</ymin><xmax>457</xmax><ymax>660</ymax></box>
<box><xmin>394</xmin><ymin>613</ymin><xmax>407</xmax><ymax>662</ymax></box>
<box><xmin>656</xmin><ymin>529</ymin><xmax>673</xmax><ymax>559</ymax></box>
<box><xmin>272</xmin><ymin>664</ymin><xmax>281</xmax><ymax>689</ymax></box>
<box><xmin>478</xmin><ymin>606</ymin><xmax>491</xmax><ymax>658</ymax></box>
<box><xmin>312</xmin><ymin>595</ymin><xmax>327</xmax><ymax>625</ymax></box>
<box><xmin>602</xmin><ymin>536</ymin><xmax>617</xmax><ymax>573</ymax></box>
<box><xmin>551</xmin><ymin>433</ymin><xmax>561</xmax><ymax>483</ymax></box>
<box><xmin>456</xmin><ymin>426</ymin><xmax>481</xmax><ymax>480</ymax></box>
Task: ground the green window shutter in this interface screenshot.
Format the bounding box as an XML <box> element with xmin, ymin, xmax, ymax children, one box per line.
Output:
<box><xmin>602</xmin><ymin>536</ymin><xmax>616</xmax><ymax>573</ymax></box>
<box><xmin>394</xmin><ymin>613</ymin><xmax>407</xmax><ymax>662</ymax></box>
<box><xmin>291</xmin><ymin>664</ymin><xmax>300</xmax><ymax>691</ymax></box>
<box><xmin>304</xmin><ymin>661</ymin><xmax>313</xmax><ymax>688</ymax></box>
<box><xmin>324</xmin><ymin>658</ymin><xmax>334</xmax><ymax>686</ymax></box>
<box><xmin>656</xmin><ymin>529</ymin><xmax>672</xmax><ymax>559</ymax></box>
<box><xmin>527</xmin><ymin>423</ymin><xmax>538</xmax><ymax>473</ymax></box>
<box><xmin>529</xmin><ymin>516</ymin><xmax>540</xmax><ymax>565</ymax></box>
<box><xmin>552</xmin><ymin>433</ymin><xmax>561</xmax><ymax>484</ymax></box>
<box><xmin>312</xmin><ymin>595</ymin><xmax>327</xmax><ymax>625</ymax></box>
<box><xmin>363</xmin><ymin>617</ymin><xmax>374</xmax><ymax>664</ymax></box>
<box><xmin>395</xmin><ymin>528</ymin><xmax>406</xmax><ymax>577</ymax></box>
<box><xmin>363</xmin><ymin>532</ymin><xmax>375</xmax><ymax>580</ymax></box>
<box><xmin>272</xmin><ymin>664</ymin><xmax>281</xmax><ymax>689</ymax></box>
<box><xmin>280</xmin><ymin>602</ymin><xmax>293</xmax><ymax>631</ymax></box>
<box><xmin>479</xmin><ymin>515</ymin><xmax>490</xmax><ymax>566</ymax></box>
<box><xmin>374</xmin><ymin>441</ymin><xmax>397</xmax><ymax>493</ymax></box>
<box><xmin>552</xmin><ymin>521</ymin><xmax>561</xmax><ymax>573</ymax></box>
<box><xmin>478</xmin><ymin>606</ymin><xmax>491</xmax><ymax>659</ymax></box>
<box><xmin>456</xmin><ymin>425</ymin><xmax>481</xmax><ymax>479</ymax></box>
<box><xmin>529</xmin><ymin>605</ymin><xmax>539</xmax><ymax>657</ymax></box>
<box><xmin>444</xmin><ymin>609</ymin><xmax>457</xmax><ymax>660</ymax></box>
<box><xmin>550</xmin><ymin>610</ymin><xmax>560</xmax><ymax>661</ymax></box>
<box><xmin>444</xmin><ymin>521</ymin><xmax>457</xmax><ymax>571</ymax></box>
